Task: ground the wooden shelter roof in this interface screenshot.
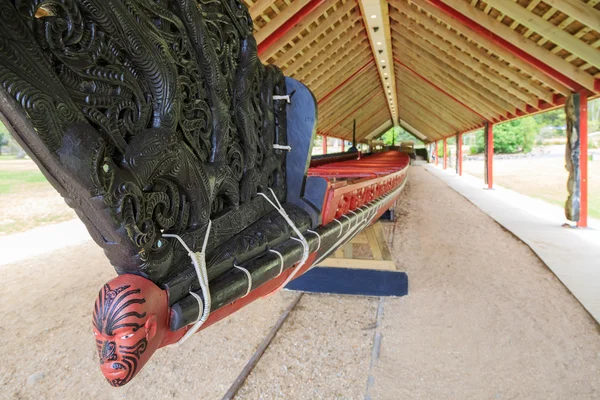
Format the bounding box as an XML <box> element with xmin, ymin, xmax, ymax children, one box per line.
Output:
<box><xmin>245</xmin><ymin>0</ymin><xmax>600</xmax><ymax>143</ymax></box>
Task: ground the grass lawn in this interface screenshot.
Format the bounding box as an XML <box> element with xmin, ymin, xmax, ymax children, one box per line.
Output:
<box><xmin>0</xmin><ymin>169</ymin><xmax>48</xmax><ymax>194</ymax></box>
<box><xmin>0</xmin><ymin>160</ymin><xmax>76</xmax><ymax>235</ymax></box>
<box><xmin>462</xmin><ymin>157</ymin><xmax>600</xmax><ymax>219</ymax></box>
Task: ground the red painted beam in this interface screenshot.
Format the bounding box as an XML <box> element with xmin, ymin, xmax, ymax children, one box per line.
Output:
<box><xmin>395</xmin><ymin>58</ymin><xmax>489</xmax><ymax>122</ymax></box>
<box><xmin>425</xmin><ymin>0</ymin><xmax>587</xmax><ymax>94</ymax></box>
<box><xmin>318</xmin><ymin>60</ymin><xmax>375</xmax><ymax>105</ymax></box>
<box><xmin>257</xmin><ymin>0</ymin><xmax>327</xmax><ymax>57</ymax></box>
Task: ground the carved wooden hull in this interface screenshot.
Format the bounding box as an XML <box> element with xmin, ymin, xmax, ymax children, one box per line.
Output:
<box><xmin>0</xmin><ymin>0</ymin><xmax>409</xmax><ymax>386</ymax></box>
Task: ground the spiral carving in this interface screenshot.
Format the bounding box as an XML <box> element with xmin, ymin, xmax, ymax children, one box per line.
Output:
<box><xmin>0</xmin><ymin>0</ymin><xmax>289</xmax><ymax>284</ymax></box>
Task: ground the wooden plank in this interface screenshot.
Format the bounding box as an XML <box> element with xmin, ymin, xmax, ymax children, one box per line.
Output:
<box><xmin>365</xmin><ymin>227</ymin><xmax>383</xmax><ymax>260</ymax></box>
<box><xmin>434</xmin><ymin>0</ymin><xmax>595</xmax><ymax>91</ymax></box>
<box><xmin>248</xmin><ymin>0</ymin><xmax>277</xmax><ymax>19</ymax></box>
<box><xmin>373</xmin><ymin>222</ymin><xmax>392</xmax><ymax>261</ymax></box>
<box><xmin>484</xmin><ymin>0</ymin><xmax>600</xmax><ymax>70</ymax></box>
<box><xmin>255</xmin><ymin>0</ymin><xmax>311</xmax><ymax>45</ymax></box>
<box><xmin>398</xmin><ymin>52</ymin><xmax>504</xmax><ymax>119</ymax></box>
<box><xmin>397</xmin><ymin>78</ymin><xmax>478</xmax><ymax>127</ymax></box>
<box><xmin>394</xmin><ymin>31</ymin><xmax>525</xmax><ymax>114</ymax></box>
<box><xmin>263</xmin><ymin>0</ymin><xmax>358</xmax><ymax>60</ymax></box>
<box><xmin>284</xmin><ymin>21</ymin><xmax>363</xmax><ymax>75</ymax></box>
<box><xmin>316</xmin><ymin>258</ymin><xmax>396</xmax><ymax>271</ymax></box>
<box><xmin>392</xmin><ymin>19</ymin><xmax>540</xmax><ymax>107</ymax></box>
<box><xmin>392</xmin><ymin>6</ymin><xmax>555</xmax><ymax>103</ymax></box>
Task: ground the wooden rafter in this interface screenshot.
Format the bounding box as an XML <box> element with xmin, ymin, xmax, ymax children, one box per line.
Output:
<box><xmin>435</xmin><ymin>0</ymin><xmax>596</xmax><ymax>91</ymax></box>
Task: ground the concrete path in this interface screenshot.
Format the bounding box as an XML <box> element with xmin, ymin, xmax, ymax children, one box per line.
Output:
<box><xmin>426</xmin><ymin>164</ymin><xmax>600</xmax><ymax>323</ymax></box>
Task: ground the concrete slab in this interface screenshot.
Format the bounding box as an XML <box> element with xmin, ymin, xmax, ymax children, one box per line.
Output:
<box><xmin>425</xmin><ymin>164</ymin><xmax>600</xmax><ymax>323</ymax></box>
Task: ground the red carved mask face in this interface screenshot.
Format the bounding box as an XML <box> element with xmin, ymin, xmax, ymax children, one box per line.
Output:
<box><xmin>92</xmin><ymin>274</ymin><xmax>168</xmax><ymax>387</ymax></box>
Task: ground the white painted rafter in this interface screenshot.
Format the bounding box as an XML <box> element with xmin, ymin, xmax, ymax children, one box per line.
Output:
<box><xmin>358</xmin><ymin>0</ymin><xmax>398</xmax><ymax>126</ymax></box>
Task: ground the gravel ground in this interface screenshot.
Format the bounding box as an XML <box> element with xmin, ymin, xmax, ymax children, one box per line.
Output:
<box><xmin>0</xmin><ymin>165</ymin><xmax>598</xmax><ymax>399</ymax></box>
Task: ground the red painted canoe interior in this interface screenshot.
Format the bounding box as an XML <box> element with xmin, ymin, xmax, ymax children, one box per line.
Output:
<box><xmin>308</xmin><ymin>151</ymin><xmax>410</xmax><ymax>224</ymax></box>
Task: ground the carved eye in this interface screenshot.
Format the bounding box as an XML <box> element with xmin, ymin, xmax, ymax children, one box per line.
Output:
<box><xmin>120</xmin><ymin>333</ymin><xmax>134</xmax><ymax>340</ymax></box>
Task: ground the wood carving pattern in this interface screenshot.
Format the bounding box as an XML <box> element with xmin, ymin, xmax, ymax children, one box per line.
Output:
<box><xmin>0</xmin><ymin>0</ymin><xmax>289</xmax><ymax>285</ymax></box>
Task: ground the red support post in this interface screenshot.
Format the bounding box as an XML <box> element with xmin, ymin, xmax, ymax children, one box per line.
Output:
<box><xmin>486</xmin><ymin>123</ymin><xmax>494</xmax><ymax>189</ymax></box>
<box><xmin>435</xmin><ymin>141</ymin><xmax>439</xmax><ymax>166</ymax></box>
<box><xmin>578</xmin><ymin>92</ymin><xmax>588</xmax><ymax>228</ymax></box>
<box><xmin>322</xmin><ymin>135</ymin><xmax>328</xmax><ymax>154</ymax></box>
<box><xmin>458</xmin><ymin>133</ymin><xmax>463</xmax><ymax>176</ymax></box>
<box><xmin>443</xmin><ymin>138</ymin><xmax>447</xmax><ymax>170</ymax></box>
<box><xmin>341</xmin><ymin>140</ymin><xmax>345</xmax><ymax>152</ymax></box>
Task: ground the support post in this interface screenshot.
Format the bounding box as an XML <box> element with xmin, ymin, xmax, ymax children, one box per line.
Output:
<box><xmin>485</xmin><ymin>122</ymin><xmax>494</xmax><ymax>189</ymax></box>
<box><xmin>579</xmin><ymin>93</ymin><xmax>588</xmax><ymax>228</ymax></box>
<box><xmin>565</xmin><ymin>92</ymin><xmax>588</xmax><ymax>227</ymax></box>
<box><xmin>322</xmin><ymin>135</ymin><xmax>328</xmax><ymax>154</ymax></box>
<box><xmin>443</xmin><ymin>138</ymin><xmax>447</xmax><ymax>169</ymax></box>
<box><xmin>341</xmin><ymin>140</ymin><xmax>345</xmax><ymax>152</ymax></box>
<box><xmin>457</xmin><ymin>132</ymin><xmax>463</xmax><ymax>176</ymax></box>
<box><xmin>435</xmin><ymin>141</ymin><xmax>439</xmax><ymax>166</ymax></box>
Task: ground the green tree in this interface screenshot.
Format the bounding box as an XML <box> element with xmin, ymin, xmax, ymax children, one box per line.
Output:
<box><xmin>474</xmin><ymin>117</ymin><xmax>538</xmax><ymax>154</ymax></box>
<box><xmin>380</xmin><ymin>126</ymin><xmax>424</xmax><ymax>146</ymax></box>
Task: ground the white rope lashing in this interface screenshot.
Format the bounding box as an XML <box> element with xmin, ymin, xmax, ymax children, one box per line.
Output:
<box><xmin>268</xmin><ymin>249</ymin><xmax>285</xmax><ymax>277</ymax></box>
<box><xmin>306</xmin><ymin>229</ymin><xmax>321</xmax><ymax>251</ymax></box>
<box><xmin>273</xmin><ymin>95</ymin><xmax>291</xmax><ymax>103</ymax></box>
<box><xmin>257</xmin><ymin>188</ymin><xmax>309</xmax><ymax>291</ymax></box>
<box><xmin>272</xmin><ymin>144</ymin><xmax>292</xmax><ymax>151</ymax></box>
<box><xmin>333</xmin><ymin>218</ymin><xmax>343</xmax><ymax>237</ymax></box>
<box><xmin>233</xmin><ymin>262</ymin><xmax>253</xmax><ymax>297</ymax></box>
<box><xmin>341</xmin><ymin>214</ymin><xmax>353</xmax><ymax>230</ymax></box>
<box><xmin>163</xmin><ymin>219</ymin><xmax>212</xmax><ymax>345</ymax></box>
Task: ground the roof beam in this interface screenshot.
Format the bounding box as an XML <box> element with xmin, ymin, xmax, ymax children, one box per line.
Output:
<box><xmin>321</xmin><ymin>92</ymin><xmax>385</xmax><ymax>135</ymax></box>
<box><xmin>358</xmin><ymin>0</ymin><xmax>398</xmax><ymax>125</ymax></box>
<box><xmin>399</xmin><ymin>108</ymin><xmax>446</xmax><ymax>140</ymax></box>
<box><xmin>248</xmin><ymin>0</ymin><xmax>277</xmax><ymax>20</ymax></box>
<box><xmin>255</xmin><ymin>0</ymin><xmax>314</xmax><ymax>46</ymax></box>
<box><xmin>397</xmin><ymin>81</ymin><xmax>472</xmax><ymax>128</ymax></box>
<box><xmin>393</xmin><ymin>31</ymin><xmax>528</xmax><ymax>114</ymax></box>
<box><xmin>294</xmin><ymin>36</ymin><xmax>369</xmax><ymax>82</ymax></box>
<box><xmin>392</xmin><ymin>5</ymin><xmax>555</xmax><ymax>103</ymax></box>
<box><xmin>394</xmin><ymin>57</ymin><xmax>488</xmax><ymax>121</ymax></box>
<box><xmin>261</xmin><ymin>0</ymin><xmax>358</xmax><ymax>61</ymax></box>
<box><xmin>397</xmin><ymin>52</ymin><xmax>503</xmax><ymax>119</ymax></box>
<box><xmin>309</xmin><ymin>50</ymin><xmax>373</xmax><ymax>95</ymax></box>
<box><xmin>320</xmin><ymin>88</ymin><xmax>383</xmax><ymax>133</ymax></box>
<box><xmin>392</xmin><ymin>18</ymin><xmax>540</xmax><ymax>107</ymax></box>
<box><xmin>397</xmin><ymin>0</ymin><xmax>569</xmax><ymax>94</ymax></box>
<box><xmin>483</xmin><ymin>0</ymin><xmax>600</xmax><ymax>70</ymax></box>
<box><xmin>542</xmin><ymin>0</ymin><xmax>600</xmax><ymax>33</ymax></box>
<box><xmin>430</xmin><ymin>0</ymin><xmax>596</xmax><ymax>92</ymax></box>
<box><xmin>283</xmin><ymin>21</ymin><xmax>364</xmax><ymax>76</ymax></box>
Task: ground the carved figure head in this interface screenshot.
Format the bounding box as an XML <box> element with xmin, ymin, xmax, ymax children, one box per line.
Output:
<box><xmin>92</xmin><ymin>274</ymin><xmax>169</xmax><ymax>386</ymax></box>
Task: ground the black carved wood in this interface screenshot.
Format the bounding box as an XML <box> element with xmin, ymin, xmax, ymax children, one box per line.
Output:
<box><xmin>0</xmin><ymin>0</ymin><xmax>297</xmax><ymax>295</ymax></box>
